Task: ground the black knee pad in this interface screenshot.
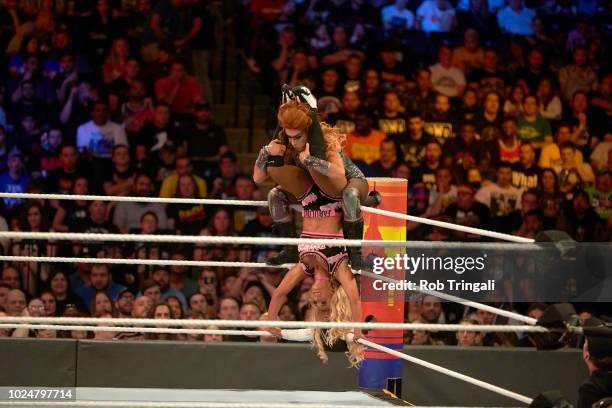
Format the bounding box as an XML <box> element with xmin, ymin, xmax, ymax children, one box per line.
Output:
<box><xmin>342</xmin><ymin>187</ymin><xmax>362</xmax><ymax>222</ymax></box>
<box><xmin>267</xmin><ymin>187</ymin><xmax>292</xmax><ymax>222</ymax></box>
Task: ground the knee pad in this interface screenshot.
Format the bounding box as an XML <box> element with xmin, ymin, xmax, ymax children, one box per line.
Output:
<box><xmin>342</xmin><ymin>187</ymin><xmax>362</xmax><ymax>222</ymax></box>
<box><xmin>268</xmin><ymin>187</ymin><xmax>292</xmax><ymax>222</ymax></box>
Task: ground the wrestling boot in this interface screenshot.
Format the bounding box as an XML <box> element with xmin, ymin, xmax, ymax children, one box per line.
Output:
<box><xmin>343</xmin><ymin>218</ymin><xmax>365</xmax><ymax>271</ymax></box>
<box><xmin>267</xmin><ymin>222</ymin><xmax>299</xmax><ymax>265</ymax></box>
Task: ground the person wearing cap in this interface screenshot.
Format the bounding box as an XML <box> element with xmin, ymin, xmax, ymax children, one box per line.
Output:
<box><xmin>0</xmin><ymin>147</ymin><xmax>30</xmax><ymax>211</ymax></box>
<box><xmin>578</xmin><ymin>318</ymin><xmax>612</xmax><ymax>408</ymax></box>
<box><xmin>444</xmin><ymin>182</ymin><xmax>492</xmax><ymax>241</ymax></box>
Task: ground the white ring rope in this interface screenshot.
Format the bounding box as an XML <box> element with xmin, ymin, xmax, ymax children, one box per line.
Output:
<box><xmin>346</xmin><ymin>334</ymin><xmax>533</xmax><ymax>405</ymax></box>
<box><xmin>0</xmin><ymin>317</ymin><xmax>550</xmax><ymax>333</ymax></box>
<box><xmin>0</xmin><ymin>192</ymin><xmax>533</xmax><ymax>243</ymax></box>
<box><xmin>358</xmin><ymin>206</ymin><xmax>533</xmax><ymax>243</ymax></box>
<box><xmin>0</xmin><ymin>192</ymin><xmax>269</xmax><ymax>207</ymax></box>
<box><xmin>0</xmin><ymin>231</ymin><xmax>541</xmax><ymax>250</ymax></box>
<box><xmin>357</xmin><ymin>271</ymin><xmax>539</xmax><ymax>326</ymax></box>
<box><xmin>0</xmin><ymin>255</ymin><xmax>291</xmax><ymax>269</ymax></box>
<box><xmin>0</xmin><ymin>231</ymin><xmax>403</xmax><ymax>247</ymax></box>
<box><xmin>0</xmin><ymin>324</ymin><xmax>274</xmax><ymax>337</ymax></box>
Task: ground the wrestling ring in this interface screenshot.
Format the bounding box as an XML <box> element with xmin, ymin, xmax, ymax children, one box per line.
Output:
<box><xmin>0</xmin><ymin>190</ymin><xmax>600</xmax><ymax>407</ymax></box>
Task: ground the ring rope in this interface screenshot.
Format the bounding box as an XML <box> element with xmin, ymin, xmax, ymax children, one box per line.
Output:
<box><xmin>0</xmin><ymin>231</ymin><xmax>540</xmax><ymax>250</ymax></box>
<box><xmin>347</xmin><ymin>334</ymin><xmax>533</xmax><ymax>405</ymax></box>
<box><xmin>0</xmin><ymin>324</ymin><xmax>274</xmax><ymax>337</ymax></box>
<box><xmin>0</xmin><ymin>317</ymin><xmax>551</xmax><ymax>333</ymax></box>
<box><xmin>0</xmin><ymin>256</ymin><xmax>291</xmax><ymax>269</ymax></box>
<box><xmin>0</xmin><ymin>192</ymin><xmax>533</xmax><ymax>243</ymax></box>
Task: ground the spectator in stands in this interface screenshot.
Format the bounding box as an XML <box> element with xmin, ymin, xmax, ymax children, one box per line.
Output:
<box><xmin>399</xmin><ymin>111</ymin><xmax>433</xmax><ymax>168</ymax></box>
<box><xmin>2</xmin><ymin>266</ymin><xmax>20</xmax><ymax>290</ymax></box>
<box><xmin>456</xmin><ymin>318</ymin><xmax>482</xmax><ymax>347</ymax></box>
<box><xmin>76</xmin><ymin>101</ymin><xmax>128</xmax><ymax>160</ymax></box>
<box><xmin>452</xmin><ymin>29</ymin><xmax>483</xmax><ymax>75</ymax></box>
<box><xmin>102</xmin><ymin>37</ymin><xmax>131</xmax><ymax>84</ymax></box>
<box><xmin>496</xmin><ymin>0</ymin><xmax>535</xmax><ymax>36</ymax></box>
<box><xmin>476</xmin><ymin>162</ymin><xmax>523</xmax><ymax>218</ymax></box>
<box><xmin>557</xmin><ymin>190</ymin><xmax>601</xmax><ymax>242</ymax></box>
<box><xmin>429</xmin><ymin>44</ymin><xmax>465</xmax><ymax>98</ymax></box>
<box><xmin>195</xmin><ymin>207</ymin><xmax>237</xmax><ymax>262</ymax></box>
<box><xmin>5</xmin><ymin>289</ymin><xmax>27</xmax><ymax>316</ymax></box>
<box><xmin>426</xmin><ymin>94</ymin><xmax>453</xmax><ymax>144</ymax></box>
<box><xmin>198</xmin><ymin>268</ymin><xmax>219</xmax><ymax>313</ymax></box>
<box><xmin>182</xmin><ymin>101</ymin><xmax>229</xmax><ymax>178</ymax></box>
<box><xmin>345</xmin><ymin>111</ymin><xmax>386</xmax><ymax>165</ymax></box>
<box><xmin>564</xmin><ymin>91</ymin><xmax>596</xmax><ymax>151</ymax></box>
<box><xmin>320</xmin><ymin>25</ymin><xmax>363</xmax><ymax>68</ymax></box>
<box><xmin>115</xmin><ymin>289</ymin><xmax>134</xmax><ymax>318</ymax></box>
<box><xmin>151</xmin><ymin>267</ymin><xmax>187</xmax><ymax>310</ymax></box>
<box><xmin>209</xmin><ymin>151</ymin><xmax>240</xmax><ymax>199</ymax></box>
<box><xmin>404</xmin><ymin>68</ymin><xmax>435</xmax><ymax>117</ymax></box>
<box><xmin>512</xmin><ymin>143</ymin><xmax>539</xmax><ymax>190</ymax></box>
<box><xmin>411</xmin><ymin>141</ymin><xmax>442</xmax><ymax>192</ymax></box>
<box><xmin>70</xmin><ymin>200</ymin><xmax>119</xmax><ymax>257</ymax></box>
<box><xmin>370</xmin><ymin>139</ymin><xmax>398</xmax><ymax>178</ymax></box>
<box><xmin>113</xmin><ymin>173</ymin><xmax>168</xmax><ymax>233</ymax></box>
<box><xmin>52</xmin><ymin>177</ymin><xmax>90</xmax><ymax>232</ymax></box>
<box><xmin>132</xmin><ymin>295</ymin><xmax>153</xmax><ymax>318</ymax></box>
<box><xmin>145</xmin><ymin>301</ymin><xmax>178</xmax><ymax>341</ymax></box>
<box><xmin>516</xmin><ymin>95</ymin><xmax>552</xmax><ymax>149</ymax></box>
<box><xmin>0</xmin><ymin>148</ymin><xmax>30</xmax><ymax>214</ymax></box>
<box><xmin>536</xmin><ymin>78</ymin><xmax>562</xmax><ymax>121</ymax></box>
<box><xmin>517</xmin><ymin>48</ymin><xmax>553</xmax><ymax>94</ymax></box>
<box><xmin>381</xmin><ymin>0</ymin><xmax>414</xmax><ymax>33</ymax></box>
<box><xmin>469</xmin><ymin>50</ymin><xmax>505</xmax><ymax>97</ymax></box>
<box><xmin>75</xmin><ymin>264</ymin><xmax>125</xmax><ymax>312</ymax></box>
<box><xmin>377</xmin><ymin>91</ymin><xmax>406</xmax><ymax>139</ymax></box>
<box><xmin>0</xmin><ymin>283</ymin><xmax>11</xmax><ymax>311</ymax></box>
<box><xmin>416</xmin><ymin>0</ymin><xmax>456</xmax><ymax>33</ymax></box>
<box><xmin>91</xmin><ymin>291</ymin><xmax>115</xmax><ymax>317</ymax></box>
<box><xmin>445</xmin><ymin>122</ymin><xmax>487</xmax><ymax>183</ymax></box>
<box><xmin>102</xmin><ymin>145</ymin><xmax>135</xmax><ymax>196</ymax></box>
<box><xmin>168</xmin><ymin>250</ymin><xmax>198</xmax><ymax>299</ymax></box>
<box><xmin>444</xmin><ymin>183</ymin><xmax>492</xmax><ymax>241</ymax></box>
<box><xmin>503</xmin><ymin>85</ymin><xmax>525</xmax><ymax>118</ymax></box>
<box><xmin>584</xmin><ymin>171</ymin><xmax>611</xmax><ymax>220</ymax></box>
<box><xmin>557</xmin><ymin>142</ymin><xmax>594</xmax><ymax>194</ymax></box>
<box><xmin>154</xmin><ymin>60</ymin><xmax>202</xmax><ymax>115</ymax></box>
<box><xmin>46</xmin><ymin>269</ymin><xmax>84</xmax><ymax>315</ymax></box>
<box><xmin>328</xmin><ymin>91</ymin><xmax>361</xmax><ymax>135</ymax></box>
<box><xmin>218</xmin><ymin>296</ymin><xmax>240</xmax><ymax>320</ymax></box>
<box><xmin>539</xmin><ymin>124</ymin><xmax>581</xmax><ymax>173</ymax></box>
<box><xmin>160</xmin><ymin>156</ymin><xmax>207</xmax><ymax>198</ymax></box>
<box><xmin>165</xmin><ymin>174</ymin><xmax>207</xmax><ymax>235</ymax></box>
<box><xmin>188</xmin><ymin>293</ymin><xmax>209</xmax><ymax>318</ymax></box>
<box><xmin>559</xmin><ymin>46</ymin><xmax>598</xmax><ymax>103</ymax></box>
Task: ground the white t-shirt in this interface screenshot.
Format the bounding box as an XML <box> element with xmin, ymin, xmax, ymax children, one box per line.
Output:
<box><xmin>497</xmin><ymin>6</ymin><xmax>535</xmax><ymax>36</ymax></box>
<box><xmin>590</xmin><ymin>141</ymin><xmax>612</xmax><ymax>171</ymax></box>
<box><xmin>76</xmin><ymin>120</ymin><xmax>128</xmax><ymax>159</ymax></box>
<box><xmin>381</xmin><ymin>5</ymin><xmax>415</xmax><ymax>30</ymax></box>
<box><xmin>475</xmin><ymin>184</ymin><xmax>523</xmax><ymax>217</ymax></box>
<box><xmin>417</xmin><ymin>0</ymin><xmax>455</xmax><ymax>33</ymax></box>
<box><xmin>429</xmin><ymin>62</ymin><xmax>466</xmax><ymax>97</ymax></box>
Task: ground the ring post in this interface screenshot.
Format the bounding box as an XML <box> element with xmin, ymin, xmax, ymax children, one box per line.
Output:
<box><xmin>359</xmin><ymin>178</ymin><xmax>407</xmax><ymax>396</ymax></box>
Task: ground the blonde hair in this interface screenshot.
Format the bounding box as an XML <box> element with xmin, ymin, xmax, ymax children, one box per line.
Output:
<box><xmin>311</xmin><ymin>280</ymin><xmax>364</xmax><ymax>368</ymax></box>
<box><xmin>277</xmin><ymin>100</ymin><xmax>345</xmax><ymax>159</ymax></box>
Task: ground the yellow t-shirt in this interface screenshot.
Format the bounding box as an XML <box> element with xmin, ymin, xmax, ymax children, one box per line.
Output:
<box><xmin>160</xmin><ymin>174</ymin><xmax>208</xmax><ymax>198</ymax></box>
<box><xmin>345</xmin><ymin>129</ymin><xmax>387</xmax><ymax>165</ymax></box>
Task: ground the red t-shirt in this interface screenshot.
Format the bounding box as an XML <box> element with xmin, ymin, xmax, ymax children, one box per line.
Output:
<box><xmin>154</xmin><ymin>75</ymin><xmax>202</xmax><ymax>114</ymax></box>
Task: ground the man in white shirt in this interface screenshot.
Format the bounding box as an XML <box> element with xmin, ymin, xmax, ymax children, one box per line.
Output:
<box><xmin>429</xmin><ymin>44</ymin><xmax>466</xmax><ymax>98</ymax></box>
<box><xmin>497</xmin><ymin>0</ymin><xmax>536</xmax><ymax>36</ymax></box>
<box><xmin>475</xmin><ymin>162</ymin><xmax>523</xmax><ymax>217</ymax></box>
<box><xmin>381</xmin><ymin>0</ymin><xmax>415</xmax><ymax>32</ymax></box>
<box><xmin>416</xmin><ymin>0</ymin><xmax>455</xmax><ymax>33</ymax></box>
<box><xmin>76</xmin><ymin>102</ymin><xmax>128</xmax><ymax>159</ymax></box>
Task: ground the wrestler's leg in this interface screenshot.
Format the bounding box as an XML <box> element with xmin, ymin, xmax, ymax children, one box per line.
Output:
<box><xmin>266</xmin><ymin>165</ymin><xmax>312</xmax><ymax>265</ymax></box>
<box><xmin>342</xmin><ymin>178</ymin><xmax>369</xmax><ymax>270</ymax></box>
<box><xmin>290</xmin><ymin>86</ymin><xmax>326</xmax><ymax>160</ymax></box>
<box><xmin>267</xmin><ymin>187</ymin><xmax>299</xmax><ymax>265</ymax></box>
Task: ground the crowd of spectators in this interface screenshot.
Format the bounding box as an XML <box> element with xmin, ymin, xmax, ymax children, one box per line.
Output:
<box><xmin>0</xmin><ymin>0</ymin><xmax>610</xmax><ymax>348</ymax></box>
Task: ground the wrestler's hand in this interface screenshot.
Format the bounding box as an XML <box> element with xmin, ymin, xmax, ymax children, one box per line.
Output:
<box><xmin>267</xmin><ymin>140</ymin><xmax>286</xmax><ymax>156</ymax></box>
<box><xmin>298</xmin><ymin>143</ymin><xmax>310</xmax><ymax>164</ymax></box>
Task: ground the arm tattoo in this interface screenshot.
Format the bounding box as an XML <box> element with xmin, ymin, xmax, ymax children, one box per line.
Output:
<box><xmin>255</xmin><ymin>146</ymin><xmax>271</xmax><ymax>171</ymax></box>
<box><xmin>302</xmin><ymin>155</ymin><xmax>331</xmax><ymax>176</ymax></box>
